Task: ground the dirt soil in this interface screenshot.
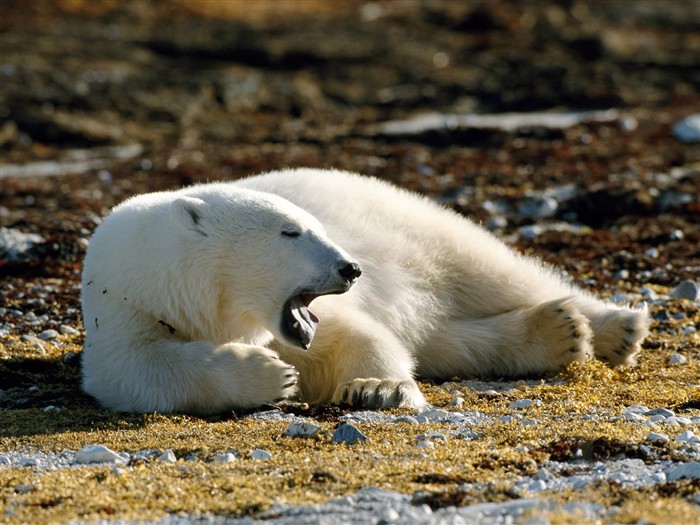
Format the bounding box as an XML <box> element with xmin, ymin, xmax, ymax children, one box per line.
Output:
<box><xmin>1</xmin><ymin>1</ymin><xmax>699</xmax><ymax>524</ymax></box>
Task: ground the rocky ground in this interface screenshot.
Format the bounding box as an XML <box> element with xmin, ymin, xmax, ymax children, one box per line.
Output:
<box><xmin>1</xmin><ymin>1</ymin><xmax>699</xmax><ymax>524</ymax></box>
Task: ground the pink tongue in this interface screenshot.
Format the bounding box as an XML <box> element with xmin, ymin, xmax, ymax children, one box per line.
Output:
<box><xmin>290</xmin><ymin>297</ymin><xmax>319</xmax><ymax>348</ymax></box>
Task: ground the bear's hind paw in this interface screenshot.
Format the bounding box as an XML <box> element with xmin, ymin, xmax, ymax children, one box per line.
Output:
<box><xmin>331</xmin><ymin>378</ymin><xmax>426</xmax><ymax>410</ymax></box>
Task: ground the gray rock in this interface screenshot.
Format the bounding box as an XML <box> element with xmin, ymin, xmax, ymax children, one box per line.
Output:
<box><xmin>669</xmin><ymin>280</ymin><xmax>699</xmax><ymax>300</ymax></box>
<box><xmin>646</xmin><ymin>432</ymin><xmax>670</xmax><ymax>444</ymax></box>
<box><xmin>415</xmin><ymin>409</ymin><xmax>450</xmax><ymax>423</ymax></box>
<box><xmin>331</xmin><ymin>423</ymin><xmax>368</xmax><ymax>445</ymax></box>
<box><xmin>59</xmin><ymin>325</ymin><xmax>80</xmax><ymax>336</ymax></box>
<box><xmin>509</xmin><ymin>399</ymin><xmax>543</xmax><ymax>410</ymax></box>
<box><xmin>0</xmin><ymin>227</ymin><xmax>44</xmax><ymax>263</ymax></box>
<box><xmin>37</xmin><ymin>329</ymin><xmax>59</xmax><ymax>341</ymax></box>
<box><xmin>666</xmin><ymin>461</ymin><xmax>700</xmax><ymax>481</ymax></box>
<box><xmin>646</xmin><ymin>408</ymin><xmax>675</xmax><ymax>418</ymax></box>
<box><xmin>675</xmin><ymin>431</ymin><xmax>699</xmax><ymax>444</ymax></box>
<box><xmin>668</xmin><ymin>353</ymin><xmax>688</xmax><ymax>365</ymax></box>
<box><xmin>672</xmin><ymin>114</ymin><xmax>700</xmax><ymax>143</ymax></box>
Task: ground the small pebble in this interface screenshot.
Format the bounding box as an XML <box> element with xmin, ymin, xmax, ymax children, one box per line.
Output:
<box><xmin>669</xmin><ymin>229</ymin><xmax>684</xmax><ymax>241</ymax></box>
<box><xmin>533</xmin><ymin>468</ymin><xmax>555</xmax><ymax>481</ymax></box>
<box><xmin>638</xmin><ymin>287</ymin><xmax>658</xmax><ymax>300</ymax></box>
<box><xmin>285</xmin><ymin>421</ymin><xmax>322</xmax><ymax>438</ymax></box>
<box><xmin>508</xmin><ymin>399</ymin><xmax>543</xmax><ymax>410</ymax></box>
<box><xmin>668</xmin><ymin>354</ymin><xmax>687</xmax><ymax>365</ymax></box>
<box><xmin>415</xmin><ymin>409</ymin><xmax>449</xmax><ymax>423</ymax></box>
<box><xmin>157</xmin><ymin>449</ymin><xmax>177</xmax><ymax>463</ymax></box>
<box><xmin>526</xmin><ymin>479</ymin><xmax>548</xmax><ymax>493</ymax></box>
<box><xmin>416</xmin><ymin>432</ymin><xmax>448</xmax><ymax>443</ymax></box>
<box><xmin>672</xmin><ymin>114</ymin><xmax>700</xmax><ymax>143</ymax></box>
<box><xmin>669</xmin><ymin>280</ymin><xmax>699</xmax><ymax>300</ymax></box>
<box><xmin>646</xmin><ymin>432</ymin><xmax>670</xmax><ymax>444</ymax></box>
<box><xmin>59</xmin><ymin>325</ymin><xmax>80</xmax><ymax>336</ymax></box>
<box><xmin>332</xmin><ymin>423</ymin><xmax>368</xmax><ymax>445</ymax></box>
<box><xmin>250</xmin><ymin>449</ymin><xmax>272</xmax><ymax>460</ymax></box>
<box><xmin>449</xmin><ymin>396</ymin><xmax>464</xmax><ymax>407</ymax></box>
<box><xmin>37</xmin><ymin>329</ymin><xmax>59</xmax><ymax>341</ymax></box>
<box><xmin>75</xmin><ymin>444</ymin><xmax>126</xmax><ymax>464</ymax></box>
<box><xmin>646</xmin><ymin>408</ymin><xmax>675</xmax><ymax>418</ymax></box>
<box><xmin>675</xmin><ymin>431</ymin><xmax>699</xmax><ymax>444</ymax></box>
<box><xmin>213</xmin><ymin>452</ymin><xmax>237</xmax><ymax>463</ymax></box>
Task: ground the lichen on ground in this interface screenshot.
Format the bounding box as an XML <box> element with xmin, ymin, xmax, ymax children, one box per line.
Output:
<box><xmin>1</xmin><ymin>292</ymin><xmax>698</xmax><ymax>524</ymax></box>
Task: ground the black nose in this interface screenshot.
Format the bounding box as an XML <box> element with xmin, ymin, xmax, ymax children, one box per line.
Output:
<box><xmin>339</xmin><ymin>261</ymin><xmax>362</xmax><ymax>282</ymax></box>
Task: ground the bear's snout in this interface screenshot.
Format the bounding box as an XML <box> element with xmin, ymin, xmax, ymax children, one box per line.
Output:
<box><xmin>338</xmin><ymin>261</ymin><xmax>362</xmax><ymax>283</ymax></box>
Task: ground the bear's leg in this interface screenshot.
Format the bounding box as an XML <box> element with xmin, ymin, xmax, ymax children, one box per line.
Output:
<box><xmin>276</xmin><ymin>307</ymin><xmax>427</xmax><ymax>410</ymax></box>
<box><xmin>82</xmin><ymin>338</ymin><xmax>298</xmax><ymax>414</ymax></box>
<box><xmin>567</xmin><ymin>297</ymin><xmax>649</xmax><ymax>366</ymax></box>
<box><xmin>416</xmin><ymin>297</ymin><xmax>594</xmax><ymax>379</ymax></box>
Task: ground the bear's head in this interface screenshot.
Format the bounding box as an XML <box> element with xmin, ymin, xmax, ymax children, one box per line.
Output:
<box><xmin>169</xmin><ymin>186</ymin><xmax>361</xmax><ymax>349</ymax></box>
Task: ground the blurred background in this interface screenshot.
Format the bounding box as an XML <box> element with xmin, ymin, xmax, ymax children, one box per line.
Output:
<box><xmin>0</xmin><ymin>0</ymin><xmax>698</xmax><ymax>291</ymax></box>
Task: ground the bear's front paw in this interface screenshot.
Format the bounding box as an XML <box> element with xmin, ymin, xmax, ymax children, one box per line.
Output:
<box><xmin>331</xmin><ymin>378</ymin><xmax>426</xmax><ymax>410</ymax></box>
<box><xmin>235</xmin><ymin>348</ymin><xmax>299</xmax><ymax>406</ymax></box>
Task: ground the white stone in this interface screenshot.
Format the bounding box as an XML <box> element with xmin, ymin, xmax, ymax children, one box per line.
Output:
<box><xmin>533</xmin><ymin>468</ymin><xmax>555</xmax><ymax>481</ymax></box>
<box><xmin>250</xmin><ymin>449</ymin><xmax>272</xmax><ymax>460</ymax></box>
<box><xmin>285</xmin><ymin>421</ymin><xmax>322</xmax><ymax>438</ymax></box>
<box><xmin>668</xmin><ymin>354</ymin><xmax>688</xmax><ymax>365</ymax></box>
<box><xmin>75</xmin><ymin>444</ymin><xmax>126</xmax><ymax>464</ymax></box>
<box><xmin>449</xmin><ymin>396</ymin><xmax>465</xmax><ymax>407</ymax></box>
<box><xmin>157</xmin><ymin>449</ymin><xmax>177</xmax><ymax>463</ymax></box>
<box><xmin>646</xmin><ymin>432</ymin><xmax>670</xmax><ymax>444</ymax></box>
<box><xmin>59</xmin><ymin>325</ymin><xmax>80</xmax><ymax>336</ymax></box>
<box><xmin>213</xmin><ymin>452</ymin><xmax>237</xmax><ymax>463</ymax></box>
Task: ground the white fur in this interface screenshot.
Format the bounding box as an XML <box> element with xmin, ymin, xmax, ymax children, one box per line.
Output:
<box><xmin>81</xmin><ymin>169</ymin><xmax>649</xmax><ymax>414</ymax></box>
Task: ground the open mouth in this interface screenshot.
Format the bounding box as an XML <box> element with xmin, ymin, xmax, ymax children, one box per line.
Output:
<box><xmin>282</xmin><ymin>293</ymin><xmax>320</xmax><ymax>349</ymax></box>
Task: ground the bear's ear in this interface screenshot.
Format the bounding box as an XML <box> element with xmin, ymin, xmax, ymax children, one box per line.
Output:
<box><xmin>170</xmin><ymin>196</ymin><xmax>209</xmax><ymax>237</ymax></box>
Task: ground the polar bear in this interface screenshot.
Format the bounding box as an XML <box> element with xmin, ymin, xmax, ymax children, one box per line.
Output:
<box><xmin>81</xmin><ymin>168</ymin><xmax>648</xmax><ymax>414</ymax></box>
